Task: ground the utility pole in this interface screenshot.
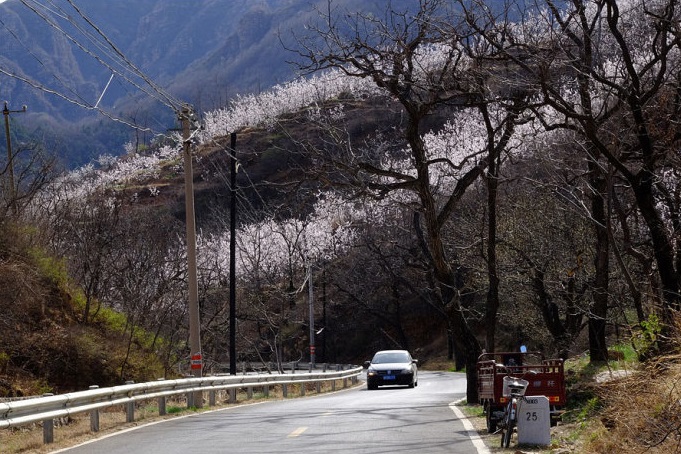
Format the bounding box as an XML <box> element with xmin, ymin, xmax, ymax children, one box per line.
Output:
<box><xmin>3</xmin><ymin>102</ymin><xmax>26</xmax><ymax>215</ymax></box>
<box><xmin>229</xmin><ymin>132</ymin><xmax>237</xmax><ymax>376</ymax></box>
<box><xmin>180</xmin><ymin>104</ymin><xmax>202</xmax><ymax>407</ymax></box>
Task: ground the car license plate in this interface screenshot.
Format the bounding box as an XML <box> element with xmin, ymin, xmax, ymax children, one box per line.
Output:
<box><xmin>384</xmin><ymin>375</ymin><xmax>395</xmax><ymax>380</ymax></box>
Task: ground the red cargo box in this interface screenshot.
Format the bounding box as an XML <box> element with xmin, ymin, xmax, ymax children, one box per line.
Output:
<box><xmin>477</xmin><ymin>352</ymin><xmax>566</xmax><ymax>433</ymax></box>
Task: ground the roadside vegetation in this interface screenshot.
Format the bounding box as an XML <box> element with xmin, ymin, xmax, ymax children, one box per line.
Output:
<box><xmin>461</xmin><ymin>339</ymin><xmax>681</xmax><ymax>453</ymax></box>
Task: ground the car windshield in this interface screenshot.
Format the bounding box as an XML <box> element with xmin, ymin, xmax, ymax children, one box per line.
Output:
<box><xmin>372</xmin><ymin>352</ymin><xmax>410</xmax><ymax>364</ymax></box>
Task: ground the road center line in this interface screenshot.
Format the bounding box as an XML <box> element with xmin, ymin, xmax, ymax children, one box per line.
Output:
<box><xmin>287</xmin><ymin>427</ymin><xmax>308</xmax><ymax>438</ymax></box>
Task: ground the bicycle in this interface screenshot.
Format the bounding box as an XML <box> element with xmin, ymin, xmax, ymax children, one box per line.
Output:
<box><xmin>499</xmin><ymin>373</ymin><xmax>531</xmax><ymax>448</ymax></box>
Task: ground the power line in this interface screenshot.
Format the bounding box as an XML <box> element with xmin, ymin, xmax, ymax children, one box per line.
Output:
<box><xmin>0</xmin><ymin>0</ymin><xmax>188</xmax><ymax>134</ymax></box>
<box><xmin>0</xmin><ymin>15</ymin><xmax>91</xmax><ymax>108</ymax></box>
<box><xmin>0</xmin><ymin>65</ymin><xmax>155</xmax><ymax>132</ymax></box>
<box><xmin>17</xmin><ymin>0</ymin><xmax>180</xmax><ymax>113</ymax></box>
<box><xmin>64</xmin><ymin>0</ymin><xmax>184</xmax><ymax>111</ymax></box>
<box><xmin>3</xmin><ymin>0</ymin><xmax>184</xmax><ymax>133</ymax></box>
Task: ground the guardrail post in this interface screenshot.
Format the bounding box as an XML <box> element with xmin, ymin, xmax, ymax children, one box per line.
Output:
<box><xmin>264</xmin><ymin>385</ymin><xmax>269</xmax><ymax>397</ymax></box>
<box><xmin>209</xmin><ymin>390</ymin><xmax>217</xmax><ymax>406</ymax></box>
<box><xmin>300</xmin><ymin>383</ymin><xmax>306</xmax><ymax>397</ymax></box>
<box><xmin>247</xmin><ymin>386</ymin><xmax>253</xmax><ymax>399</ymax></box>
<box><xmin>158</xmin><ymin>395</ymin><xmax>167</xmax><ymax>416</ymax></box>
<box><xmin>229</xmin><ymin>388</ymin><xmax>236</xmax><ymax>403</ymax></box>
<box><xmin>125</xmin><ymin>381</ymin><xmax>135</xmax><ymax>422</ymax></box>
<box><xmin>332</xmin><ymin>379</ymin><xmax>337</xmax><ymax>391</ymax></box>
<box><xmin>89</xmin><ymin>386</ymin><xmax>100</xmax><ymax>432</ymax></box>
<box><xmin>157</xmin><ymin>378</ymin><xmax>166</xmax><ymax>416</ymax></box>
<box><xmin>126</xmin><ymin>401</ymin><xmax>135</xmax><ymax>422</ymax></box>
<box><xmin>43</xmin><ymin>418</ymin><xmax>54</xmax><ymax>444</ymax></box>
<box><xmin>282</xmin><ymin>384</ymin><xmax>288</xmax><ymax>398</ymax></box>
<box><xmin>41</xmin><ymin>393</ymin><xmax>55</xmax><ymax>444</ymax></box>
<box><xmin>316</xmin><ymin>381</ymin><xmax>321</xmax><ymax>393</ymax></box>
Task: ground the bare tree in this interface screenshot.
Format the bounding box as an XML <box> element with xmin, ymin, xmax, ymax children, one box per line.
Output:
<box><xmin>1</xmin><ymin>140</ymin><xmax>58</xmax><ymax>219</ymax></box>
<box><xmin>543</xmin><ymin>0</ymin><xmax>681</xmax><ymax>351</ymax></box>
<box><xmin>464</xmin><ymin>0</ymin><xmax>681</xmax><ymax>357</ymax></box>
<box><xmin>290</xmin><ymin>0</ymin><xmax>536</xmax><ymax>401</ymax></box>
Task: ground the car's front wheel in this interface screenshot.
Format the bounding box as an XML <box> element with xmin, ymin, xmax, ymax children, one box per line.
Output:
<box><xmin>408</xmin><ymin>375</ymin><xmax>417</xmax><ymax>388</ymax></box>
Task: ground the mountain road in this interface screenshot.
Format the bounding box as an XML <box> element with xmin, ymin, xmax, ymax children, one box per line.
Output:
<box><xmin>59</xmin><ymin>371</ymin><xmax>487</xmax><ymax>454</ymax></box>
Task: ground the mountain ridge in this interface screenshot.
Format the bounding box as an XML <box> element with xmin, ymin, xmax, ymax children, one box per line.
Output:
<box><xmin>0</xmin><ymin>0</ymin><xmax>412</xmax><ymax>166</ymax></box>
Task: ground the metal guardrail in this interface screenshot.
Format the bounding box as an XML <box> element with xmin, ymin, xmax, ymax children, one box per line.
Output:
<box><xmin>0</xmin><ymin>366</ymin><xmax>363</xmax><ymax>445</ymax></box>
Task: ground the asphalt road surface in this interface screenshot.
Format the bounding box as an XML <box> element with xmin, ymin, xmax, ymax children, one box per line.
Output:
<box><xmin>59</xmin><ymin>371</ymin><xmax>486</xmax><ymax>454</ymax></box>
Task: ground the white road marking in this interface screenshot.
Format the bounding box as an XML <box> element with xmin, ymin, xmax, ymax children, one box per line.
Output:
<box><xmin>449</xmin><ymin>400</ymin><xmax>491</xmax><ymax>454</ymax></box>
<box><xmin>288</xmin><ymin>426</ymin><xmax>308</xmax><ymax>438</ymax></box>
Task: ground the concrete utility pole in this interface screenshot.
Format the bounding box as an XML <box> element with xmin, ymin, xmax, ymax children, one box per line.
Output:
<box><xmin>3</xmin><ymin>102</ymin><xmax>26</xmax><ymax>214</ymax></box>
<box><xmin>229</xmin><ymin>132</ymin><xmax>237</xmax><ymax>376</ymax></box>
<box><xmin>180</xmin><ymin>104</ymin><xmax>202</xmax><ymax>407</ymax></box>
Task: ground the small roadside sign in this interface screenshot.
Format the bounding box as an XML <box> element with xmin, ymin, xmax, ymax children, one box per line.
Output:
<box><xmin>517</xmin><ymin>395</ymin><xmax>551</xmax><ymax>446</ymax></box>
<box><xmin>190</xmin><ymin>353</ymin><xmax>202</xmax><ymax>370</ymax></box>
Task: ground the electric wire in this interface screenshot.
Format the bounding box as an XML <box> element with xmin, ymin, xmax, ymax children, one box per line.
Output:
<box><xmin>64</xmin><ymin>0</ymin><xmax>184</xmax><ymax>111</ymax></box>
<box><xmin>40</xmin><ymin>0</ymin><xmax>140</xmax><ymax>78</ymax></box>
<box><xmin>18</xmin><ymin>0</ymin><xmax>179</xmax><ymax>113</ymax></box>
<box><xmin>1</xmin><ymin>0</ymin><xmax>190</xmax><ymax>135</ymax></box>
<box><xmin>0</xmin><ymin>15</ymin><xmax>91</xmax><ymax>108</ymax></box>
<box><xmin>0</xmin><ymin>65</ymin><xmax>156</xmax><ymax>132</ymax></box>
<box><xmin>67</xmin><ymin>0</ymin><xmax>182</xmax><ymax>111</ymax></box>
<box><xmin>47</xmin><ymin>0</ymin><xmax>183</xmax><ymax>110</ymax></box>
<box><xmin>2</xmin><ymin>0</ymin><xmax>229</xmax><ymax>160</ymax></box>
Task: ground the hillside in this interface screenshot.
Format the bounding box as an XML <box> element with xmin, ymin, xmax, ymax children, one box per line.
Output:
<box><xmin>0</xmin><ymin>222</ymin><xmax>167</xmax><ymax>396</ymax></box>
<box><xmin>0</xmin><ymin>91</ymin><xmax>455</xmax><ymax>398</ymax></box>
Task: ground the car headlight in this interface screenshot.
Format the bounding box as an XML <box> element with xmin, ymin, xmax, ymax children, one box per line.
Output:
<box><xmin>367</xmin><ymin>368</ymin><xmax>378</xmax><ymax>377</ymax></box>
<box><xmin>401</xmin><ymin>368</ymin><xmax>412</xmax><ymax>374</ymax></box>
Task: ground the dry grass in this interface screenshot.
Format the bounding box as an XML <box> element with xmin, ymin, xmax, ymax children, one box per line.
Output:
<box><xmin>0</xmin><ymin>380</ymin><xmax>357</xmax><ymax>453</ymax></box>
<box><xmin>583</xmin><ymin>354</ymin><xmax>681</xmax><ymax>454</ymax></box>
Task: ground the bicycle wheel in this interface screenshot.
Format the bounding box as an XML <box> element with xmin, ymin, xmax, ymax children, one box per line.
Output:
<box><xmin>500</xmin><ymin>404</ymin><xmax>511</xmax><ymax>447</ymax></box>
<box><xmin>502</xmin><ymin>418</ymin><xmax>514</xmax><ymax>448</ymax></box>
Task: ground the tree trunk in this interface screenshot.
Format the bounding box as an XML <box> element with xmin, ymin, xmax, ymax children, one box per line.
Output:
<box><xmin>588</xmin><ymin>158</ymin><xmax>609</xmax><ymax>362</ymax></box>
<box><xmin>484</xmin><ymin>143</ymin><xmax>500</xmax><ymax>352</ymax></box>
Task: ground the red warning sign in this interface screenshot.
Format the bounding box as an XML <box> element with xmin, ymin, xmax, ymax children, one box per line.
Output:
<box><xmin>190</xmin><ymin>353</ymin><xmax>202</xmax><ymax>370</ymax></box>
